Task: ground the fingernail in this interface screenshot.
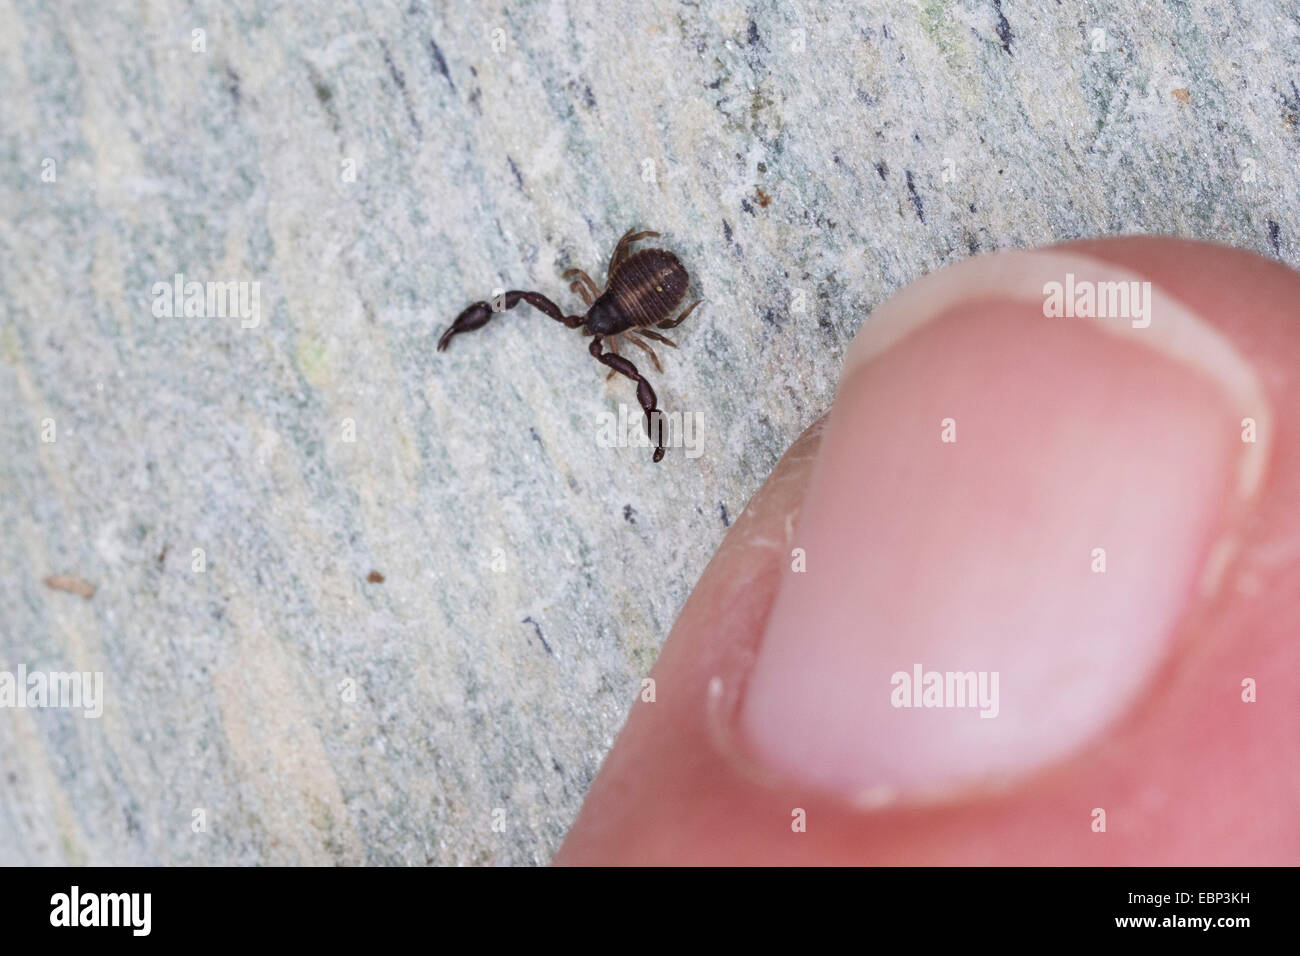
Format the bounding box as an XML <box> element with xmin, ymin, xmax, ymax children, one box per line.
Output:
<box><xmin>737</xmin><ymin>248</ymin><xmax>1270</xmax><ymax>804</ymax></box>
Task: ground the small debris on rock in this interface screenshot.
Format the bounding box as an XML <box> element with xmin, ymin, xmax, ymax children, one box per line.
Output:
<box><xmin>44</xmin><ymin>575</ymin><xmax>96</xmax><ymax>599</ymax></box>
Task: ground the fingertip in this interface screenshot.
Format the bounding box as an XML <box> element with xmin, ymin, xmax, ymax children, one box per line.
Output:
<box><xmin>558</xmin><ymin>238</ymin><xmax>1300</xmax><ymax>865</ymax></box>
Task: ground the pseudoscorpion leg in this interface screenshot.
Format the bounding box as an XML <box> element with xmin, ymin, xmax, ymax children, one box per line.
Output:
<box><xmin>636</xmin><ymin>328</ymin><xmax>678</xmax><ymax>348</ymax></box>
<box><xmin>608</xmin><ymin>228</ymin><xmax>661</xmax><ymax>281</ymax></box>
<box><xmin>562</xmin><ymin>268</ymin><xmax>601</xmax><ymax>302</ymax></box>
<box><xmin>604</xmin><ymin>337</ymin><xmax>621</xmax><ymax>381</ymax></box>
<box><xmin>625</xmin><ymin>334</ymin><xmax>663</xmax><ymax>373</ymax></box>
<box><xmin>657</xmin><ymin>298</ymin><xmax>701</xmax><ymax>330</ymax></box>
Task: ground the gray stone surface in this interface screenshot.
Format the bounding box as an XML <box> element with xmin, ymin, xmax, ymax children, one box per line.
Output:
<box><xmin>1</xmin><ymin>0</ymin><xmax>1297</xmax><ymax>865</ymax></box>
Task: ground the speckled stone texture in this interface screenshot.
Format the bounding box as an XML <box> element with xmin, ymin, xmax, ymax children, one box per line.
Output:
<box><xmin>1</xmin><ymin>0</ymin><xmax>1297</xmax><ymax>865</ymax></box>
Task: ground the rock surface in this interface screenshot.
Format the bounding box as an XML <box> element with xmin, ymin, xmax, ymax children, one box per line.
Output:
<box><xmin>1</xmin><ymin>1</ymin><xmax>1297</xmax><ymax>864</ymax></box>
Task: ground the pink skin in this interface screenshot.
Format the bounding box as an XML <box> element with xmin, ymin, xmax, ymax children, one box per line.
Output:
<box><xmin>555</xmin><ymin>237</ymin><xmax>1300</xmax><ymax>865</ymax></box>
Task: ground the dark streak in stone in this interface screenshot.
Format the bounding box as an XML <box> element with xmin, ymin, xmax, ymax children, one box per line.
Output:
<box><xmin>722</xmin><ymin>219</ymin><xmax>733</xmax><ymax>243</ymax></box>
<box><xmin>382</xmin><ymin>43</ymin><xmax>407</xmax><ymax>91</ymax></box>
<box><xmin>748</xmin><ymin>19</ymin><xmax>760</xmax><ymax>45</ymax></box>
<box><xmin>310</xmin><ymin>69</ymin><xmax>341</xmax><ymax>134</ymax></box>
<box><xmin>741</xmin><ymin>198</ymin><xmax>755</xmax><ymax>215</ymax></box>
<box><xmin>993</xmin><ymin>0</ymin><xmax>1014</xmax><ymax>55</ymax></box>
<box><xmin>623</xmin><ymin>504</ymin><xmax>636</xmax><ymax>524</ymax></box>
<box><xmin>905</xmin><ymin>169</ymin><xmax>925</xmax><ymax>222</ymax></box>
<box><xmin>380</xmin><ymin>41</ymin><xmax>423</xmax><ymax>136</ymax></box>
<box><xmin>225</xmin><ymin>66</ymin><xmax>241</xmax><ymax>105</ymax></box>
<box><xmin>1268</xmin><ymin>220</ymin><xmax>1281</xmax><ymax>256</ymax></box>
<box><xmin>429</xmin><ymin>37</ymin><xmax>455</xmax><ymax>90</ymax></box>
<box><xmin>1280</xmin><ymin>81</ymin><xmax>1300</xmax><ymax>118</ymax></box>
<box><xmin>719</xmin><ymin>502</ymin><xmax>731</xmax><ymax>527</ymax></box>
<box><xmin>507</xmin><ymin>156</ymin><xmax>524</xmax><ymax>190</ymax></box>
<box><xmin>875</xmin><ymin>159</ymin><xmax>888</xmax><ymax>180</ymax></box>
<box><xmin>522</xmin><ymin>616</ymin><xmax>554</xmax><ymax>656</ymax></box>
